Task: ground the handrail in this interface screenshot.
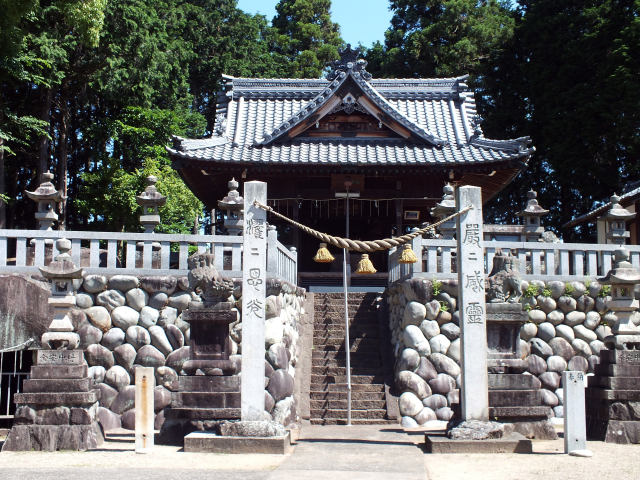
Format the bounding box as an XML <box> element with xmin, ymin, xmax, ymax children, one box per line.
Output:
<box><xmin>389</xmin><ymin>238</ymin><xmax>640</xmax><ymax>283</ymax></box>
<box><xmin>0</xmin><ymin>229</ymin><xmax>297</xmax><ymax>284</ymax></box>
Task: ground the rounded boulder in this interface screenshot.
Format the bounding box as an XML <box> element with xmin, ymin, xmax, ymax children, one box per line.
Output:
<box><xmin>429</xmin><ymin>352</ymin><xmax>460</xmax><ymax>377</ymax></box>
<box><xmin>85</xmin><ymin>344</ymin><xmax>114</xmax><ymax>369</ymax></box>
<box><xmin>399</xmin><ymin>391</ymin><xmax>423</xmax><ymax>417</ymax></box>
<box><xmin>85</xmin><ymin>306</ymin><xmax>112</xmax><ymax>332</ymax></box>
<box><xmin>135</xmin><ymin>345</ymin><xmax>166</xmax><ymax>368</ymax></box>
<box><xmin>403</xmin><ymin>301</ymin><xmax>427</xmax><ymax>327</ymax></box>
<box><xmin>104</xmin><ymin>365</ymin><xmax>131</xmax><ymax>391</ymax></box>
<box><xmin>397</xmin><ymin>370</ymin><xmax>431</xmax><ymax>399</ymax></box>
<box><xmin>112</xmin><ymin>306</ymin><xmax>139</xmax><ymax>330</ymax></box>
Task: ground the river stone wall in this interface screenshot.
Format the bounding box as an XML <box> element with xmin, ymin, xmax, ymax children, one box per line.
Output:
<box><xmin>386</xmin><ymin>277</ymin><xmax>627</xmax><ymax>428</ymax></box>
<box><xmin>70</xmin><ymin>274</ymin><xmax>304</xmax><ymax>431</ymax></box>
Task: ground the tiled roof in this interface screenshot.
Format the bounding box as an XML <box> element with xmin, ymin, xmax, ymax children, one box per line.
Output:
<box><xmin>563</xmin><ymin>182</ymin><xmax>640</xmax><ymax>227</ymax></box>
<box><xmin>168</xmin><ymin>53</ymin><xmax>533</xmax><ymax>168</ymax></box>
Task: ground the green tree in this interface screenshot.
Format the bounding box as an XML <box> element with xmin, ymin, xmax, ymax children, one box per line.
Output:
<box><xmin>271</xmin><ymin>0</ymin><xmax>343</xmax><ymax>78</ymax></box>
<box><xmin>77</xmin><ymin>106</ymin><xmax>206</xmax><ymax>233</ymax></box>
<box><xmin>481</xmin><ymin>0</ymin><xmax>640</xmax><ymax>238</ymax></box>
<box><xmin>182</xmin><ymin>1</ymin><xmax>282</xmax><ymax>132</ymax></box>
<box><xmin>366</xmin><ymin>0</ymin><xmax>515</xmax><ymax>78</ymax></box>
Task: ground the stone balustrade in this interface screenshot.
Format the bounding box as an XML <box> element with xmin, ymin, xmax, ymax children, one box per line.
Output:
<box><xmin>0</xmin><ymin>229</ymin><xmax>297</xmax><ymax>284</ymax></box>
<box><xmin>389</xmin><ymin>238</ymin><xmax>640</xmax><ymax>284</ymax></box>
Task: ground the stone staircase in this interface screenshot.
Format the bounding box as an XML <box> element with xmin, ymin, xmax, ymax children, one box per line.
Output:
<box><xmin>310</xmin><ymin>292</ymin><xmax>394</xmax><ymax>425</ymax></box>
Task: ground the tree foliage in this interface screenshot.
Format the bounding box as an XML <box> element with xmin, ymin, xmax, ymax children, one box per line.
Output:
<box><xmin>480</xmin><ymin>0</ymin><xmax>640</xmax><ymax>238</ymax></box>
<box><xmin>271</xmin><ymin>0</ymin><xmax>343</xmax><ymax>77</ymax></box>
<box><xmin>366</xmin><ymin>0</ymin><xmax>515</xmax><ymax>78</ymax></box>
<box><xmin>367</xmin><ymin>0</ymin><xmax>640</xmax><ymax>241</ymax></box>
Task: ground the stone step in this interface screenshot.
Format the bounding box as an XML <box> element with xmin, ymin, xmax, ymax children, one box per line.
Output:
<box><xmin>30</xmin><ymin>365</ymin><xmax>88</xmax><ymax>380</ymax></box>
<box><xmin>488</xmin><ymin>374</ymin><xmax>541</xmax><ymax>391</ymax></box>
<box><xmin>22</xmin><ymin>378</ymin><xmax>91</xmax><ymax>393</ymax></box>
<box><xmin>309</xmin><ymin>390</ymin><xmax>386</xmax><ymax>401</ymax></box>
<box><xmin>313</xmin><ymin>319</ymin><xmax>379</xmax><ymax>327</ymax></box>
<box><xmin>310</xmin><ymin>408</ymin><xmax>387</xmax><ymax>420</ymax></box>
<box><xmin>313</xmin><ymin>324</ymin><xmax>380</xmax><ymax>332</ymax></box>
<box><xmin>311</xmin><ymin>351</ymin><xmax>381</xmax><ymax>363</ymax></box>
<box><xmin>310</xmin><ymin>399</ymin><xmax>387</xmax><ymax>410</ymax></box>
<box><xmin>311</xmin><ymin>374</ymin><xmax>385</xmax><ymax>385</ymax></box>
<box><xmin>489</xmin><ymin>406</ymin><xmax>552</xmax><ymax>420</ymax></box>
<box><xmin>313</xmin><ymin>336</ymin><xmax>380</xmax><ymax>347</ymax></box>
<box><xmin>311</xmin><ymin>366</ymin><xmax>382</xmax><ymax>376</ymax></box>
<box><xmin>172</xmin><ymin>391</ymin><xmax>241</xmax><ymax>408</ymax></box>
<box><xmin>313</xmin><ymin>342</ymin><xmax>381</xmax><ymax>353</ymax></box>
<box><xmin>594</xmin><ymin>376</ymin><xmax>640</xmax><ymax>390</ymax></box>
<box><xmin>595</xmin><ymin>364</ymin><xmax>640</xmax><ymax>377</ymax></box>
<box><xmin>311</xmin><ymin>361</ymin><xmax>382</xmax><ymax>370</ymax></box>
<box><xmin>325</xmin><ymin>383</ymin><xmax>386</xmax><ymax>392</ymax></box>
<box><xmin>310</xmin><ymin>418</ymin><xmax>396</xmax><ymax>425</ymax></box>
<box><xmin>314</xmin><ymin>293</ymin><xmax>377</xmax><ymax>301</ymax></box>
<box><xmin>177</xmin><ymin>375</ymin><xmax>240</xmax><ymax>392</ymax></box>
<box><xmin>165</xmin><ymin>407</ymin><xmax>240</xmax><ymax>420</ymax></box>
<box><xmin>488</xmin><ymin>389</ymin><xmax>542</xmax><ymax>407</ymax></box>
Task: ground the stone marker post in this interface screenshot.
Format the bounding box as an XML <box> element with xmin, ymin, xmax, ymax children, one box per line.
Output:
<box><xmin>241</xmin><ymin>181</ymin><xmax>267</xmax><ymax>420</ymax></box>
<box><xmin>563</xmin><ymin>371</ymin><xmax>590</xmax><ymax>455</ymax></box>
<box><xmin>456</xmin><ymin>185</ymin><xmax>489</xmax><ymax>421</ymax></box>
<box><xmin>135</xmin><ymin>366</ymin><xmax>155</xmax><ymax>453</ymax></box>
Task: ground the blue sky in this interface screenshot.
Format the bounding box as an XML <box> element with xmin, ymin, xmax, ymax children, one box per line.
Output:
<box><xmin>236</xmin><ymin>0</ymin><xmax>393</xmax><ymax>47</ymax></box>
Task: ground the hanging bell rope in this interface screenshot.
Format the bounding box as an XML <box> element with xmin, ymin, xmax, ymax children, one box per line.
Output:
<box><xmin>253</xmin><ymin>201</ymin><xmax>472</xmax><ymax>253</ymax></box>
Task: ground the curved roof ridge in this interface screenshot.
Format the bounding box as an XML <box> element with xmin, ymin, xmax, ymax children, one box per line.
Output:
<box><xmin>257</xmin><ymin>68</ymin><xmax>448</xmax><ymax>147</ymax></box>
<box><xmin>470</xmin><ymin>136</ymin><xmax>533</xmax><ymax>153</ymax></box>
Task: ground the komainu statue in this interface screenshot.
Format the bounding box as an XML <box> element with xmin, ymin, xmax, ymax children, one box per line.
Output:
<box><xmin>486</xmin><ymin>249</ymin><xmax>523</xmax><ymax>303</ymax></box>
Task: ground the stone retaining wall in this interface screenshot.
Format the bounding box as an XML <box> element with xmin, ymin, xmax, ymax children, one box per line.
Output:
<box><xmin>386</xmin><ymin>277</ymin><xmax>629</xmax><ymax>428</ymax></box>
<box><xmin>69</xmin><ymin>274</ymin><xmax>304</xmax><ymax>431</ymax></box>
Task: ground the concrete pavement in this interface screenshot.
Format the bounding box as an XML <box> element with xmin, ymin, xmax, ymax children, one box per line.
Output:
<box><xmin>0</xmin><ymin>424</ymin><xmax>639</xmax><ymax>480</ymax></box>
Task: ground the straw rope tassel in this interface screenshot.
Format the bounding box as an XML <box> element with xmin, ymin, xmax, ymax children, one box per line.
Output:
<box><xmin>356</xmin><ymin>254</ymin><xmax>376</xmax><ymax>274</ymax></box>
<box><xmin>399</xmin><ymin>244</ymin><xmax>418</xmax><ymax>264</ymax></box>
<box><xmin>313</xmin><ymin>243</ymin><xmax>335</xmax><ymax>263</ymax></box>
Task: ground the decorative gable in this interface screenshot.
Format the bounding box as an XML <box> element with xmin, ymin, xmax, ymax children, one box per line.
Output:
<box><xmin>258</xmin><ymin>46</ymin><xmax>447</xmax><ymax>147</ymax></box>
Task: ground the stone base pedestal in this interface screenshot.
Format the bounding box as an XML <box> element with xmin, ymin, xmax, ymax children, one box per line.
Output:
<box><xmin>1</xmin><ymin>350</ymin><xmax>103</xmax><ymax>451</ymax></box>
<box><xmin>488</xmin><ymin>374</ymin><xmax>556</xmax><ymax>440</ymax></box>
<box><xmin>184</xmin><ymin>431</ymin><xmax>292</xmax><ymax>454</ymax></box>
<box><xmin>425</xmin><ymin>433</ymin><xmax>532</xmax><ymax>454</ymax></box>
<box><xmin>586</xmin><ymin>349</ymin><xmax>640</xmax><ymax>444</ymax></box>
<box><xmin>158</xmin><ymin>375</ymin><xmax>241</xmax><ymax>445</ymax></box>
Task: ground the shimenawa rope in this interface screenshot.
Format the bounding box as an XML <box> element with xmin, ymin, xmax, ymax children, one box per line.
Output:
<box><xmin>253</xmin><ymin>201</ymin><xmax>472</xmax><ymax>253</ymax></box>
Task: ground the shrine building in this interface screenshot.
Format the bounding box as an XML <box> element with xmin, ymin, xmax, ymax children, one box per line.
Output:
<box><xmin>168</xmin><ymin>47</ymin><xmax>534</xmax><ymax>287</ymax></box>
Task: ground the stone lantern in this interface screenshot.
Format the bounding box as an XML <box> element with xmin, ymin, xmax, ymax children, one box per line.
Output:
<box><xmin>586</xmin><ymin>246</ymin><xmax>640</xmax><ymax>444</ymax></box>
<box><xmin>38</xmin><ymin>238</ymin><xmax>83</xmax><ymax>350</ymax></box>
<box><xmin>598</xmin><ymin>246</ymin><xmax>640</xmax><ymax>348</ymax></box>
<box><xmin>25</xmin><ymin>171</ymin><xmax>64</xmax><ymax>231</ymax></box>
<box><xmin>430</xmin><ymin>183</ymin><xmax>456</xmax><ymax>239</ymax></box>
<box><xmin>2</xmin><ymin>238</ymin><xmax>103</xmax><ymax>452</ymax></box>
<box><xmin>516</xmin><ymin>189</ymin><xmax>548</xmax><ymax>242</ymax></box>
<box><xmin>604</xmin><ymin>194</ymin><xmax>635</xmax><ymax>245</ymax></box>
<box><xmin>136</xmin><ymin>175</ymin><xmax>166</xmax><ymax>234</ymax></box>
<box><xmin>218</xmin><ymin>178</ymin><xmax>244</xmax><ymax>235</ymax></box>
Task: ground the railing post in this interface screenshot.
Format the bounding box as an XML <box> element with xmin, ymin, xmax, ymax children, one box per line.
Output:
<box><xmin>411</xmin><ymin>228</ymin><xmax>423</xmax><ymax>274</ymax></box>
<box><xmin>289</xmin><ymin>246</ymin><xmax>297</xmax><ymax>285</ymax></box>
<box><xmin>267</xmin><ymin>224</ymin><xmax>278</xmax><ymax>276</ymax></box>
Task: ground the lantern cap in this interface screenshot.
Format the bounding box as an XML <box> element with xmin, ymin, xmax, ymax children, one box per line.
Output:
<box><xmin>598</xmin><ymin>247</ymin><xmax>640</xmax><ymax>285</ymax></box>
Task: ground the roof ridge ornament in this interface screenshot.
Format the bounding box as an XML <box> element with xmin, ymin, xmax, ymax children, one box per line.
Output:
<box><xmin>326</xmin><ymin>44</ymin><xmax>372</xmax><ymax>82</ymax></box>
